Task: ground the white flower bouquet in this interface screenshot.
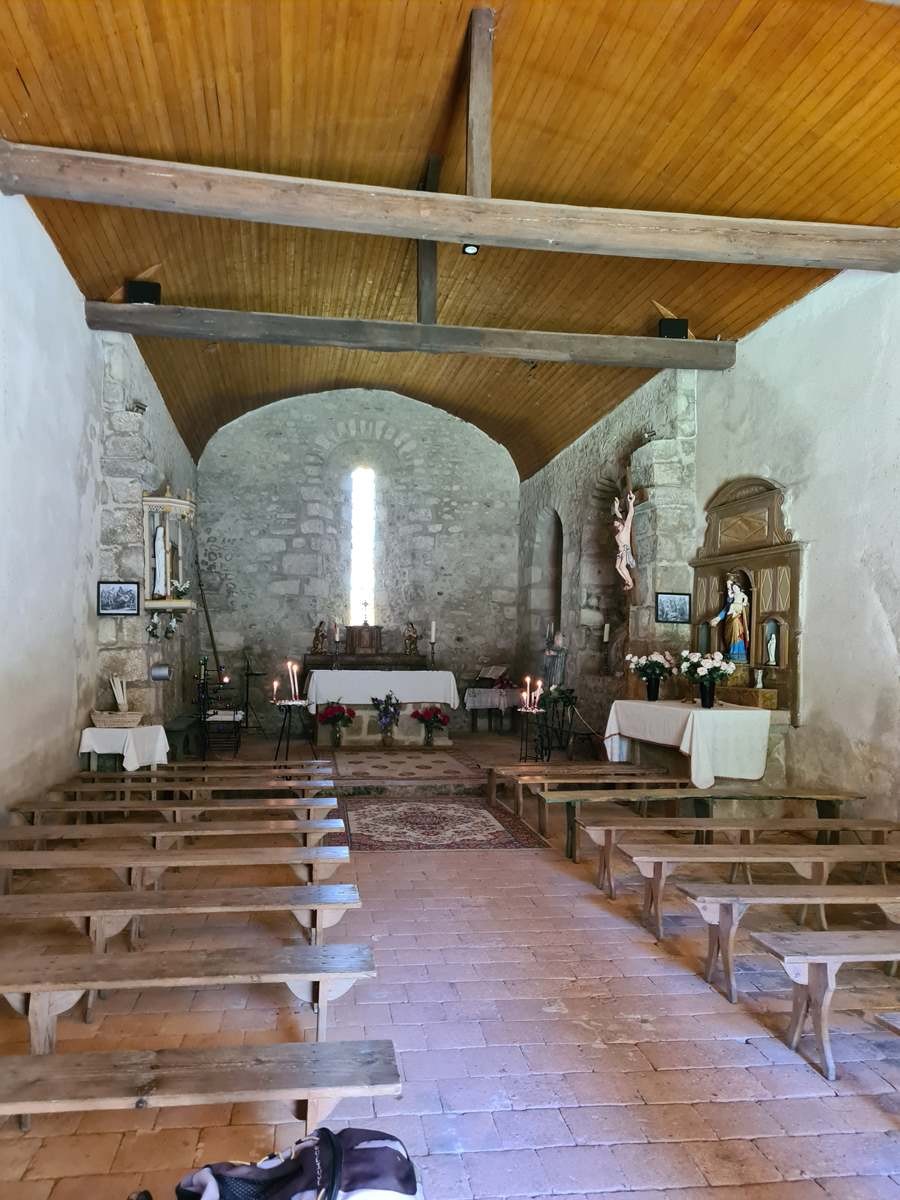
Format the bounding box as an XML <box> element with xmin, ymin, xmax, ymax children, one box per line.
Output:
<box><xmin>625</xmin><ymin>651</ymin><xmax>676</xmax><ymax>682</ymax></box>
<box><xmin>679</xmin><ymin>650</ymin><xmax>737</xmax><ymax>683</ymax></box>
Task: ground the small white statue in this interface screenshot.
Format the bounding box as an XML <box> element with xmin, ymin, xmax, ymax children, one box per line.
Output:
<box><xmin>767</xmin><ymin>632</ymin><xmax>778</xmax><ymax>666</ymax></box>
<box><xmin>152</xmin><ymin>524</ymin><xmax>167</xmax><ymax>598</ymax></box>
<box><xmin>613</xmin><ymin>491</ymin><xmax>637</xmax><ymax>591</ymax></box>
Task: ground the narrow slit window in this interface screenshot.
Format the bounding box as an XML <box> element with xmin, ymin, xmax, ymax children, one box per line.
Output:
<box><xmin>350</xmin><ymin>466</ymin><xmax>376</xmax><ymax>624</ymax></box>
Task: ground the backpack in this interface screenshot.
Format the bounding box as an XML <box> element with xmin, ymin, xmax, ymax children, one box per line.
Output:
<box><xmin>172</xmin><ymin>1126</ymin><xmax>420</xmax><ymax>1200</ymax></box>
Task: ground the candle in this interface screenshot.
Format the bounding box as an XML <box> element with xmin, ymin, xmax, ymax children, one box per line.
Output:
<box><xmin>286</xmin><ymin>661</ymin><xmax>295</xmax><ymax>701</ymax></box>
<box><xmin>430</xmin><ymin>621</ymin><xmax>436</xmax><ymax>643</ymax></box>
<box><xmin>546</xmin><ymin>621</ymin><xmax>552</xmax><ymax>641</ymax></box>
<box><xmin>292</xmin><ymin>664</ymin><xmax>299</xmax><ymax>701</ymax></box>
<box><xmin>524</xmin><ymin>675</ymin><xmax>531</xmax><ymax>709</ymax></box>
<box><xmin>603</xmin><ymin>623</ymin><xmax>610</xmax><ymax>643</ymax></box>
<box><xmin>521</xmin><ymin>690</ymin><xmax>527</xmax><ymax>708</ymax></box>
<box><xmin>273</xmin><ymin>680</ymin><xmax>279</xmax><ymax>702</ymax></box>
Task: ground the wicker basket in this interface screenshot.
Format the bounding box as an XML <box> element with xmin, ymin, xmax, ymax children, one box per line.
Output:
<box><xmin>90</xmin><ymin>710</ymin><xmax>143</xmax><ymax>729</ymax></box>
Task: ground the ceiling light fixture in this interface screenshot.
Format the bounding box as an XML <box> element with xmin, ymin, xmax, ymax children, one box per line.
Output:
<box><xmin>462</xmin><ymin>243</ymin><xmax>479</xmax><ymax>256</ymax></box>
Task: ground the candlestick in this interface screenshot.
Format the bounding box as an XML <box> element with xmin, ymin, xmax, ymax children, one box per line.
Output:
<box><xmin>524</xmin><ymin>675</ymin><xmax>531</xmax><ymax>709</ymax></box>
<box><xmin>521</xmin><ymin>690</ymin><xmax>527</xmax><ymax>708</ymax></box>
<box><xmin>273</xmin><ymin>680</ymin><xmax>279</xmax><ymax>702</ymax></box>
<box><xmin>602</xmin><ymin>623</ymin><xmax>610</xmax><ymax>643</ymax></box>
<box><xmin>430</xmin><ymin>620</ymin><xmax>436</xmax><ymax>643</ymax></box>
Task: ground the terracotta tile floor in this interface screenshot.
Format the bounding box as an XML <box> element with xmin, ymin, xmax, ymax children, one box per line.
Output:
<box><xmin>1</xmin><ymin>802</ymin><xmax>899</xmax><ymax>1197</ymax></box>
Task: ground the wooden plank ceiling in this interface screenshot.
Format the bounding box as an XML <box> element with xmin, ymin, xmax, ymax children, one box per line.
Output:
<box><xmin>1</xmin><ymin>0</ymin><xmax>899</xmax><ymax>478</ymax></box>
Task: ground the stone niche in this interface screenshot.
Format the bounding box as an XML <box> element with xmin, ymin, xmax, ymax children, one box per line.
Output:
<box><xmin>691</xmin><ymin>477</ymin><xmax>803</xmax><ymax>724</ymax></box>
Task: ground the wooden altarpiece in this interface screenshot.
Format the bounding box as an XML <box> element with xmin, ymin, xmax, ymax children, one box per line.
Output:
<box><xmin>690</xmin><ymin>478</ymin><xmax>803</xmax><ymax>725</ymax></box>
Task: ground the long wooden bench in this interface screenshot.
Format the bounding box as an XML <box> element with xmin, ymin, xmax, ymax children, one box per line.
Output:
<box><xmin>16</xmin><ymin>794</ymin><xmax>339</xmax><ymax>825</ymax></box>
<box><xmin>0</xmin><ymin>817</ymin><xmax>346</xmax><ymax>849</ymax></box>
<box><xmin>69</xmin><ymin>760</ymin><xmax>333</xmax><ymax>783</ymax></box>
<box><xmin>580</xmin><ymin>815</ymin><xmax>896</xmax><ymax>898</ymax></box>
<box><xmin>0</xmin><ymin>844</ymin><xmax>350</xmax><ymax>892</ymax></box>
<box><xmin>0</xmin><ymin>942</ymin><xmax>373</xmax><ymax>1050</ymax></box>
<box><xmin>676</xmin><ymin>882</ymin><xmax>900</xmax><ymax>1001</ymax></box>
<box><xmin>0</xmin><ymin>882</ymin><xmax>361</xmax><ymax>948</ymax></box>
<box><xmin>487</xmin><ymin>762</ymin><xmax>669</xmax><ymax>809</ymax></box>
<box><xmin>751</xmin><ymin>930</ymin><xmax>900</xmax><ymax>1080</ymax></box>
<box><xmin>0</xmin><ymin>1038</ymin><xmax>400</xmax><ymax>1133</ymax></box>
<box><xmin>531</xmin><ymin>779</ymin><xmax>688</xmax><ymax>859</ymax></box>
<box><xmin>619</xmin><ymin>840</ymin><xmax>900</xmax><ymax>939</ymax></box>
<box><xmin>51</xmin><ymin>777</ymin><xmax>334</xmax><ymax>800</ymax></box>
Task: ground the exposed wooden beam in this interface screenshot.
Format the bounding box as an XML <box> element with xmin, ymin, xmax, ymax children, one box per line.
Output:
<box><xmin>85</xmin><ymin>301</ymin><xmax>736</xmax><ymax>370</ymax></box>
<box><xmin>466</xmin><ymin>9</ymin><xmax>493</xmax><ymax>199</ymax></box>
<box><xmin>417</xmin><ymin>154</ymin><xmax>442</xmax><ymax>325</ymax></box>
<box><xmin>3</xmin><ymin>139</ymin><xmax>898</xmax><ymax>271</ymax></box>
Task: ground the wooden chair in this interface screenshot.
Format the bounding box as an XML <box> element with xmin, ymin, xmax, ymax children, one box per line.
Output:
<box><xmin>751</xmin><ymin>930</ymin><xmax>900</xmax><ymax>1079</ymax></box>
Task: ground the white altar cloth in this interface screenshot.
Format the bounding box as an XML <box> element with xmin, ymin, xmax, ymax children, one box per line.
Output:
<box><xmin>79</xmin><ymin>725</ymin><xmax>169</xmax><ymax>772</ymax></box>
<box><xmin>306</xmin><ymin>670</ymin><xmax>460</xmax><ymax>713</ymax></box>
<box><xmin>604</xmin><ymin>699</ymin><xmax>770</xmax><ymax>789</ymax></box>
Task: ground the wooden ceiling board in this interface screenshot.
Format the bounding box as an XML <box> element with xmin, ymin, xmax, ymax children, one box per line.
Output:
<box><xmin>1</xmin><ymin>0</ymin><xmax>900</xmax><ymax>476</ymax></box>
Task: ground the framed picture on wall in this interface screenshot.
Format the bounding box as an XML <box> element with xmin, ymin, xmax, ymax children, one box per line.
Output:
<box><xmin>97</xmin><ymin>580</ymin><xmax>140</xmax><ymax>616</ymax></box>
<box><xmin>655</xmin><ymin>592</ymin><xmax>691</xmax><ymax>624</ymax></box>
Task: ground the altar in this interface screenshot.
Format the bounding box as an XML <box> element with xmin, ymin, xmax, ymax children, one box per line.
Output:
<box><xmin>306</xmin><ymin>669</ymin><xmax>460</xmax><ymax>746</ymax></box>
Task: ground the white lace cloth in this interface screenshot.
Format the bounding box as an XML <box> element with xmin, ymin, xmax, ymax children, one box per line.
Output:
<box><xmin>78</xmin><ymin>725</ymin><xmax>169</xmax><ymax>772</ymax></box>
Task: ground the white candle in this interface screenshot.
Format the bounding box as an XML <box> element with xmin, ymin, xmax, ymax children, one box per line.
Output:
<box><xmin>334</xmin><ymin>624</ymin><xmax>340</xmax><ymax>644</ymax></box>
<box><xmin>546</xmin><ymin>621</ymin><xmax>552</xmax><ymax>641</ymax></box>
<box><xmin>524</xmin><ymin>675</ymin><xmax>531</xmax><ymax>708</ymax></box>
<box><xmin>286</xmin><ymin>661</ymin><xmax>295</xmax><ymax>701</ymax></box>
<box><xmin>292</xmin><ymin>664</ymin><xmax>299</xmax><ymax>700</ymax></box>
<box><xmin>273</xmin><ymin>680</ymin><xmax>279</xmax><ymax>702</ymax></box>
<box><xmin>430</xmin><ymin>621</ymin><xmax>436</xmax><ymax>643</ymax></box>
<box><xmin>603</xmin><ymin>623</ymin><xmax>610</xmax><ymax>643</ymax></box>
<box><xmin>521</xmin><ymin>690</ymin><xmax>527</xmax><ymax>708</ymax></box>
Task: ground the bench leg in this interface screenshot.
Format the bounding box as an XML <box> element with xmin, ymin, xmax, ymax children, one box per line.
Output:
<box><xmin>597</xmin><ymin>831</ymin><xmax>617</xmax><ymax>899</ymax></box>
<box><xmin>718</xmin><ymin>902</ymin><xmax>744</xmax><ymax>1004</ymax></box>
<box><xmin>514</xmin><ymin>783</ymin><xmax>524</xmax><ymax>819</ymax></box>
<box><xmin>486</xmin><ymin>769</ymin><xmax>496</xmax><ymax>807</ymax></box>
<box><xmin>646</xmin><ymin>862</ymin><xmax>671</xmax><ymax>941</ymax></box>
<box><xmin>704</xmin><ymin>922</ymin><xmax>719</xmax><ymax>983</ymax></box>
<box><xmin>787</xmin><ymin>982</ymin><xmax>810</xmax><ymax>1050</ymax></box>
<box><xmin>808</xmin><ymin>962</ymin><xmax>838</xmax><ymax>1081</ymax></box>
<box><xmin>538</xmin><ymin>796</ymin><xmax>548</xmax><ymax>838</ymax></box>
<box><xmin>566</xmin><ymin>802</ymin><xmax>582</xmax><ymax>862</ymax></box>
<box><xmin>315</xmin><ymin>982</ymin><xmax>330</xmax><ymax>1042</ymax></box>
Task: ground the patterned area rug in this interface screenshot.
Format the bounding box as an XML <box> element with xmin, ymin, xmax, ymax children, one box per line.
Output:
<box><xmin>333</xmin><ymin>749</ymin><xmax>484</xmax><ymax>780</ymax></box>
<box><xmin>336</xmin><ymin>796</ymin><xmax>544</xmax><ymax>850</ymax></box>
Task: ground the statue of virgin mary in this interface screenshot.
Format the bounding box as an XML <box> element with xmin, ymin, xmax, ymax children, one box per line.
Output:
<box><xmin>710</xmin><ymin>576</ymin><xmax>750</xmax><ymax>662</ymax></box>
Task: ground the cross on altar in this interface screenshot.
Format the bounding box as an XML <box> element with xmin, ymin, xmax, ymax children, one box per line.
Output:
<box><xmin>362</xmin><ymin>600</ymin><xmax>370</xmax><ymax>625</ymax></box>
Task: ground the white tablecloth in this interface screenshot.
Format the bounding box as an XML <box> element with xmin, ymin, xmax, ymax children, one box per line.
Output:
<box><xmin>464</xmin><ymin>687</ymin><xmax>513</xmax><ymax>711</ymax></box>
<box><xmin>306</xmin><ymin>670</ymin><xmax>460</xmax><ymax>713</ymax></box>
<box><xmin>604</xmin><ymin>699</ymin><xmax>770</xmax><ymax>789</ymax></box>
<box><xmin>79</xmin><ymin>725</ymin><xmax>170</xmax><ymax>772</ymax></box>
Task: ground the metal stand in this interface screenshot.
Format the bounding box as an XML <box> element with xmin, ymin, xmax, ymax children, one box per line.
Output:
<box><xmin>429</xmin><ymin>640</ymin><xmax>436</xmax><ymax>667</ymax></box>
<box><xmin>275</xmin><ymin>702</ymin><xmax>309</xmax><ymax>761</ymax></box>
<box><xmin>518</xmin><ymin>708</ymin><xmax>552</xmax><ymax>763</ymax></box>
<box><xmin>241</xmin><ymin>658</ymin><xmax>267</xmax><ymax>733</ymax></box>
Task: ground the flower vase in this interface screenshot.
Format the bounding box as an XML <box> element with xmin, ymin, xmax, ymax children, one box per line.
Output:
<box><xmin>423</xmin><ymin>726</ymin><xmax>435</xmax><ymax>749</ymax></box>
<box><xmin>699</xmin><ymin>679</ymin><xmax>716</xmax><ymax>709</ymax></box>
<box><xmin>381</xmin><ymin>729</ymin><xmax>395</xmax><ymax>749</ymax></box>
<box><xmin>645</xmin><ymin>677</ymin><xmax>660</xmax><ymax>702</ymax></box>
<box><xmin>330</xmin><ymin>725</ymin><xmax>343</xmax><ymax>748</ymax></box>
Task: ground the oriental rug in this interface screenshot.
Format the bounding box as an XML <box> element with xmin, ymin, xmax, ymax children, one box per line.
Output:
<box><xmin>332</xmin><ymin>795</ymin><xmax>544</xmax><ymax>850</ymax></box>
<box><xmin>333</xmin><ymin>748</ymin><xmax>484</xmax><ymax>781</ymax></box>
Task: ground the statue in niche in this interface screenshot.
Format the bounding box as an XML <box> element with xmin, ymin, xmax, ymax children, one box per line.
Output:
<box><xmin>767</xmin><ymin>629</ymin><xmax>778</xmax><ymax>666</ymax></box>
<box><xmin>613</xmin><ymin>491</ymin><xmax>637</xmax><ymax>591</ymax></box>
<box><xmin>311</xmin><ymin>621</ymin><xmax>328</xmax><ymax>654</ymax></box>
<box><xmin>710</xmin><ymin>575</ymin><xmax>751</xmax><ymax>663</ymax></box>
<box><xmin>403</xmin><ymin>622</ymin><xmax>419</xmax><ymax>656</ymax></box>
<box><xmin>152</xmin><ymin>524</ymin><xmax>167</xmax><ymax>597</ymax></box>
<box><xmin>543</xmin><ymin>630</ymin><xmax>568</xmax><ymax>687</ymax></box>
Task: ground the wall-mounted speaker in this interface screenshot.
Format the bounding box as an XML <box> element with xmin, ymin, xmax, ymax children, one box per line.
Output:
<box><xmin>657</xmin><ymin>317</ymin><xmax>689</xmax><ymax>339</ymax></box>
<box><xmin>125</xmin><ymin>279</ymin><xmax>162</xmax><ymax>305</ymax></box>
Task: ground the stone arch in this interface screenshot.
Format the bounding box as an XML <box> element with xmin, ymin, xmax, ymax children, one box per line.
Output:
<box><xmin>524</xmin><ymin>507</ymin><xmax>564</xmax><ymax>668</ymax></box>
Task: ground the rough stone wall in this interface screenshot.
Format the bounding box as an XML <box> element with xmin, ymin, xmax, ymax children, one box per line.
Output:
<box><xmin>95</xmin><ymin>334</ymin><xmax>199</xmax><ymax>723</ymax></box>
<box><xmin>518</xmin><ymin>371</ymin><xmax>697</xmax><ymax>732</ymax></box>
<box><xmin>198</xmin><ymin>389</ymin><xmax>519</xmax><ymax>730</ymax></box>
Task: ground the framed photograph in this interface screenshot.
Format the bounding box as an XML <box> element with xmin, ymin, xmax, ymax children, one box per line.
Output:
<box><xmin>97</xmin><ymin>580</ymin><xmax>140</xmax><ymax>616</ymax></box>
<box><xmin>655</xmin><ymin>592</ymin><xmax>691</xmax><ymax>624</ymax></box>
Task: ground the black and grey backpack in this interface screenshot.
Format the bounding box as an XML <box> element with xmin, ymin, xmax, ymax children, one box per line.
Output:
<box><xmin>169</xmin><ymin>1126</ymin><xmax>420</xmax><ymax>1200</ymax></box>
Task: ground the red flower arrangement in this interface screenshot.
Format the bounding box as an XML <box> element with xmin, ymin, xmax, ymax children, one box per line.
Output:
<box><xmin>410</xmin><ymin>705</ymin><xmax>450</xmax><ymax>730</ymax></box>
<box><xmin>316</xmin><ymin>702</ymin><xmax>356</xmax><ymax>728</ymax></box>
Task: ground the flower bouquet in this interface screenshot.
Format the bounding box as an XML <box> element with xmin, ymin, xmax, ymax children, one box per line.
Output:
<box><xmin>679</xmin><ymin>651</ymin><xmax>736</xmax><ymax>708</ymax></box>
<box><xmin>537</xmin><ymin>684</ymin><xmax>577</xmax><ymax>710</ymax></box>
<box><xmin>317</xmin><ymin>700</ymin><xmax>356</xmax><ymax>747</ymax></box>
<box><xmin>410</xmin><ymin>704</ymin><xmax>450</xmax><ymax>748</ymax></box>
<box><xmin>372</xmin><ymin>691</ymin><xmax>402</xmax><ymax>747</ymax></box>
<box><xmin>625</xmin><ymin>651</ymin><xmax>676</xmax><ymax>701</ymax></box>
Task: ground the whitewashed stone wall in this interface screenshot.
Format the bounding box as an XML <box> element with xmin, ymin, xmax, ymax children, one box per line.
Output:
<box><xmin>95</xmin><ymin>333</ymin><xmax>198</xmax><ymax>723</ymax></box>
<box><xmin>198</xmin><ymin>389</ymin><xmax>519</xmax><ymax>729</ymax></box>
<box><xmin>518</xmin><ymin>371</ymin><xmax>697</xmax><ymax>731</ymax></box>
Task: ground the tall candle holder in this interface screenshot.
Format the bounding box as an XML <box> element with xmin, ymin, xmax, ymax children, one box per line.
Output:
<box><xmin>429</xmin><ymin>639</ymin><xmax>436</xmax><ymax>667</ymax></box>
<box><xmin>331</xmin><ymin>638</ymin><xmax>342</xmax><ymax>669</ymax></box>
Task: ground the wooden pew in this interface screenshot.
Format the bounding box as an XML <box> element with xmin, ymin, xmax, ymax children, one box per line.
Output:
<box><xmin>69</xmin><ymin>760</ymin><xmax>333</xmax><ymax>783</ymax></box>
<box><xmin>0</xmin><ymin>942</ymin><xmax>374</xmax><ymax>1049</ymax></box>
<box><xmin>580</xmin><ymin>815</ymin><xmax>896</xmax><ymax>898</ymax></box>
<box><xmin>0</xmin><ymin>817</ymin><xmax>346</xmax><ymax>849</ymax></box>
<box><xmin>0</xmin><ymin>882</ymin><xmax>362</xmax><ymax>948</ymax></box>
<box><xmin>619</xmin><ymin>840</ymin><xmax>900</xmax><ymax>939</ymax></box>
<box><xmin>50</xmin><ymin>777</ymin><xmax>334</xmax><ymax>801</ymax></box>
<box><xmin>531</xmin><ymin>777</ymin><xmax>686</xmax><ymax>860</ymax></box>
<box><xmin>0</xmin><ymin>844</ymin><xmax>350</xmax><ymax>892</ymax></box>
<box><xmin>676</xmin><ymin>882</ymin><xmax>900</xmax><ymax>1001</ymax></box>
<box><xmin>486</xmin><ymin>762</ymin><xmax>669</xmax><ymax>809</ymax></box>
<box><xmin>751</xmin><ymin>930</ymin><xmax>900</xmax><ymax>1080</ymax></box>
<box><xmin>0</xmin><ymin>1039</ymin><xmax>400</xmax><ymax>1134</ymax></box>
<box><xmin>16</xmin><ymin>795</ymin><xmax>339</xmax><ymax>825</ymax></box>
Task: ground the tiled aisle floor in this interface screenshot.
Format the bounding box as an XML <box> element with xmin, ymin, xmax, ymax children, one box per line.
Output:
<box><xmin>1</xmin><ymin>840</ymin><xmax>899</xmax><ymax>1198</ymax></box>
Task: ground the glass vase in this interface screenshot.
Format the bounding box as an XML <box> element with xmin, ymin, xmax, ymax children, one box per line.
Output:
<box><xmin>699</xmin><ymin>679</ymin><xmax>716</xmax><ymax>709</ymax></box>
<box><xmin>330</xmin><ymin>724</ymin><xmax>343</xmax><ymax>748</ymax></box>
<box><xmin>423</xmin><ymin>726</ymin><xmax>435</xmax><ymax>748</ymax></box>
<box><xmin>381</xmin><ymin>729</ymin><xmax>395</xmax><ymax>749</ymax></box>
